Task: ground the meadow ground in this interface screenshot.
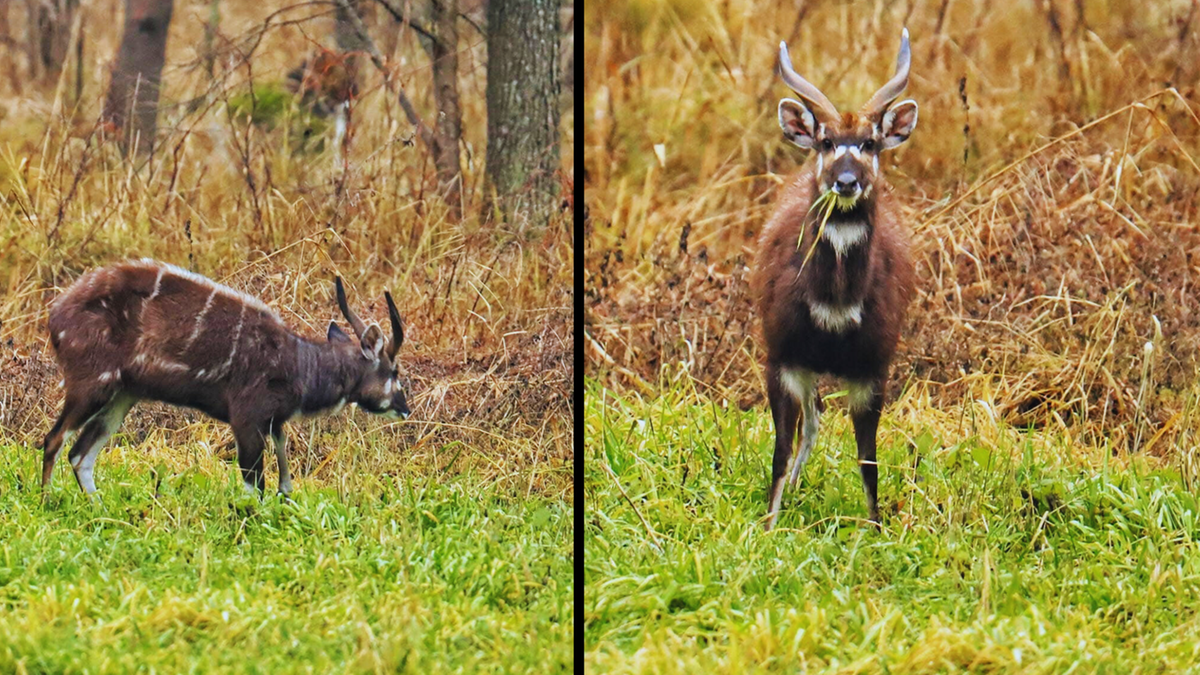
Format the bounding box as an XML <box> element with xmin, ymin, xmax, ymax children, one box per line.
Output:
<box><xmin>585</xmin><ymin>378</ymin><xmax>1200</xmax><ymax>673</ymax></box>
<box><xmin>586</xmin><ymin>0</ymin><xmax>1200</xmax><ymax>670</ymax></box>
<box><xmin>0</xmin><ymin>1</ymin><xmax>574</xmax><ymax>672</ymax></box>
<box><xmin>0</xmin><ymin>446</ymin><xmax>573</xmax><ymax>673</ymax></box>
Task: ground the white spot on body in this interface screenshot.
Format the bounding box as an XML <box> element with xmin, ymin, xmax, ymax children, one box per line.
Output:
<box><xmin>57</xmin><ymin>331</ymin><xmax>65</xmax><ymax>342</ymax></box>
<box><xmin>823</xmin><ymin>222</ymin><xmax>869</xmax><ymax>255</ymax></box>
<box><xmin>779</xmin><ymin>367</ymin><xmax>821</xmax><ymax>487</ymax></box>
<box><xmin>808</xmin><ymin>301</ymin><xmax>864</xmax><ymax>333</ymax></box>
<box><xmin>848</xmin><ymin>381</ymin><xmax>875</xmax><ymax>413</ymax></box>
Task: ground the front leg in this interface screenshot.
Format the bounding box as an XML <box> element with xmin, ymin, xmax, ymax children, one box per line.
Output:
<box><xmin>272</xmin><ymin>426</ymin><xmax>293</xmax><ymax>497</ymax></box>
<box><xmin>849</xmin><ymin>377</ymin><xmax>886</xmax><ymax>525</ymax></box>
<box><xmin>231</xmin><ymin>421</ymin><xmax>268</xmax><ymax>495</ymax></box>
<box><xmin>764</xmin><ymin>363</ymin><xmax>801</xmax><ymax>531</ymax></box>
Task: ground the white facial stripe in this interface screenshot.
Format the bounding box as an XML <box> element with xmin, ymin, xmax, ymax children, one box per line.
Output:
<box><xmin>808</xmin><ymin>301</ymin><xmax>864</xmax><ymax>333</ymax></box>
<box><xmin>873</xmin><ymin>155</ymin><xmax>879</xmax><ymax>175</ymax></box>
<box><xmin>816</xmin><ymin>153</ymin><xmax>824</xmax><ymax>177</ymax></box>
<box><xmin>833</xmin><ymin>145</ymin><xmax>847</xmax><ymax>159</ymax></box>
<box><xmin>846</xmin><ymin>145</ymin><xmax>861</xmax><ymax>160</ymax></box>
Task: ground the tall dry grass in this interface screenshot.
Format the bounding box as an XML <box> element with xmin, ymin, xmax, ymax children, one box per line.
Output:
<box><xmin>0</xmin><ymin>1</ymin><xmax>574</xmax><ymax>499</ymax></box>
<box><xmin>585</xmin><ymin>0</ymin><xmax>1200</xmax><ymax>455</ymax></box>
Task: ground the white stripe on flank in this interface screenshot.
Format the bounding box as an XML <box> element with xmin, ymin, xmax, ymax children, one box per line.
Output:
<box><xmin>217</xmin><ymin>303</ymin><xmax>247</xmax><ymax>377</ymax></box>
<box><xmin>185</xmin><ymin>288</ymin><xmax>219</xmax><ymax>349</ymax></box>
<box><xmin>129</xmin><ymin>259</ymin><xmax>281</xmax><ymax>323</ymax></box>
<box><xmin>149</xmin><ymin>268</ymin><xmax>164</xmax><ymax>301</ymax></box>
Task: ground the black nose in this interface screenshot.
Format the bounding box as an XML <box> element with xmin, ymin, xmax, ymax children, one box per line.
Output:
<box><xmin>834</xmin><ymin>173</ymin><xmax>858</xmax><ymax>193</ymax></box>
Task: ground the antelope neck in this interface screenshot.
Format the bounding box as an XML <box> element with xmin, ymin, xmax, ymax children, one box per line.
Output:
<box><xmin>296</xmin><ymin>339</ymin><xmax>359</xmax><ymax>414</ymax></box>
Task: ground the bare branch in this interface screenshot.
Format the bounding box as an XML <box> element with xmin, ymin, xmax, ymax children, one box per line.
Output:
<box><xmin>372</xmin><ymin>0</ymin><xmax>438</xmax><ymax>44</ymax></box>
<box><xmin>331</xmin><ymin>0</ymin><xmax>437</xmax><ymax>153</ymax></box>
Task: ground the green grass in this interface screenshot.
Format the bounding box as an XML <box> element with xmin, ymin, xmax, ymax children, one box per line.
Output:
<box><xmin>585</xmin><ymin>378</ymin><xmax>1200</xmax><ymax>673</ymax></box>
<box><xmin>0</xmin><ymin>443</ymin><xmax>573</xmax><ymax>674</ymax></box>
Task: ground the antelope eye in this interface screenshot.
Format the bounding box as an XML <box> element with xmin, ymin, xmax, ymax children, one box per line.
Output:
<box><xmin>861</xmin><ymin>139</ymin><xmax>876</xmax><ymax>152</ymax></box>
<box><xmin>821</xmin><ymin>138</ymin><xmax>834</xmax><ymax>151</ymax></box>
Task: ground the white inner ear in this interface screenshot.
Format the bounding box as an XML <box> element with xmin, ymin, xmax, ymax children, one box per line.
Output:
<box><xmin>361</xmin><ymin>323</ymin><xmax>386</xmax><ymax>360</ymax></box>
<box><xmin>778</xmin><ymin>98</ymin><xmax>817</xmax><ymax>148</ymax></box>
<box><xmin>881</xmin><ymin>100</ymin><xmax>918</xmax><ymax>150</ymax></box>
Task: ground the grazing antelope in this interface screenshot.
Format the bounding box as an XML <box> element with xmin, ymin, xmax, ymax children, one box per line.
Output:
<box><xmin>42</xmin><ymin>259</ymin><xmax>410</xmax><ymax>496</ymax></box>
<box><xmin>752</xmin><ymin>29</ymin><xmax>918</xmax><ymax>530</ymax></box>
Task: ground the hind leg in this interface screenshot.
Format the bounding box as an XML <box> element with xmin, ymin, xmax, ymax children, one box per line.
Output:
<box><xmin>42</xmin><ymin>389</ymin><xmax>113</xmax><ymax>489</ymax></box>
<box><xmin>67</xmin><ymin>393</ymin><xmax>136</xmax><ymax>494</ymax></box>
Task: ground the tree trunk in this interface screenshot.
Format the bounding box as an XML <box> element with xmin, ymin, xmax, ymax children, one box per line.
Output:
<box><xmin>429</xmin><ymin>0</ymin><xmax>462</xmax><ymax>217</ymax></box>
<box><xmin>32</xmin><ymin>0</ymin><xmax>80</xmax><ymax>85</ymax></box>
<box><xmin>103</xmin><ymin>0</ymin><xmax>174</xmax><ymax>156</ymax></box>
<box><xmin>485</xmin><ymin>0</ymin><xmax>561</xmax><ymax>229</ymax></box>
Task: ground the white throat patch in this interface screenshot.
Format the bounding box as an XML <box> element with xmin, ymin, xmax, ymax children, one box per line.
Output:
<box><xmin>823</xmin><ymin>222</ymin><xmax>869</xmax><ymax>256</ymax></box>
<box><xmin>808</xmin><ymin>301</ymin><xmax>864</xmax><ymax>333</ymax></box>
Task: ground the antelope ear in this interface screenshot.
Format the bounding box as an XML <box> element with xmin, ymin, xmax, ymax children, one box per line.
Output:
<box><xmin>880</xmin><ymin>99</ymin><xmax>918</xmax><ymax>150</ymax></box>
<box><xmin>360</xmin><ymin>323</ymin><xmax>386</xmax><ymax>361</ymax></box>
<box><xmin>779</xmin><ymin>98</ymin><xmax>818</xmax><ymax>149</ymax></box>
<box><xmin>327</xmin><ymin>321</ymin><xmax>352</xmax><ymax>343</ymax></box>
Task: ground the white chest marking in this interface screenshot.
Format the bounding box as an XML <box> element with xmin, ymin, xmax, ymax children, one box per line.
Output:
<box><xmin>823</xmin><ymin>223</ymin><xmax>869</xmax><ymax>256</ymax></box>
<box><xmin>808</xmin><ymin>301</ymin><xmax>864</xmax><ymax>333</ymax></box>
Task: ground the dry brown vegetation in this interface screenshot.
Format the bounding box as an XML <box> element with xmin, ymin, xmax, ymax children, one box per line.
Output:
<box><xmin>0</xmin><ymin>1</ymin><xmax>574</xmax><ymax>499</ymax></box>
<box><xmin>585</xmin><ymin>0</ymin><xmax>1200</xmax><ymax>455</ymax></box>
